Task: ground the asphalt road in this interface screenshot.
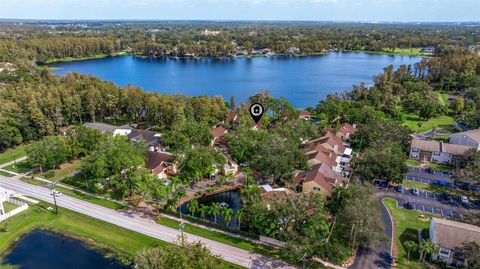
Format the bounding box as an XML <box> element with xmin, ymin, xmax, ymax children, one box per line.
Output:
<box><xmin>0</xmin><ymin>175</ymin><xmax>296</xmax><ymax>269</ymax></box>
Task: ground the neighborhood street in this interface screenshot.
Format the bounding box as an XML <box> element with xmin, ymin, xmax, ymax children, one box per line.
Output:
<box><xmin>0</xmin><ymin>175</ymin><xmax>296</xmax><ymax>269</ymax></box>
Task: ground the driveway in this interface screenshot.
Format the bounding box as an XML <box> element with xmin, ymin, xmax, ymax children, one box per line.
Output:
<box><xmin>0</xmin><ymin>175</ymin><xmax>296</xmax><ymax>269</ymax></box>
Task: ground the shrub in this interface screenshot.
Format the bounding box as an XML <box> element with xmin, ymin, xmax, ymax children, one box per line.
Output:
<box><xmin>44</xmin><ymin>170</ymin><xmax>55</xmax><ymax>179</ymax></box>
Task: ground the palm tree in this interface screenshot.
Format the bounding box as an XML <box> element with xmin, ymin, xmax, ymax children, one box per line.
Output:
<box><xmin>187</xmin><ymin>200</ymin><xmax>199</xmax><ymax>217</ymax></box>
<box><xmin>418</xmin><ymin>239</ymin><xmax>437</xmax><ymax>263</ymax></box>
<box><xmin>404</xmin><ymin>240</ymin><xmax>417</xmax><ymax>261</ymax></box>
<box><xmin>222</xmin><ymin>208</ymin><xmax>234</xmax><ymax>227</ymax></box>
<box><xmin>198</xmin><ymin>204</ymin><xmax>208</xmax><ymax>220</ymax></box>
<box><xmin>209</xmin><ymin>203</ymin><xmax>221</xmax><ymax>224</ymax></box>
<box><xmin>234</xmin><ymin>209</ymin><xmax>245</xmax><ymax>229</ymax></box>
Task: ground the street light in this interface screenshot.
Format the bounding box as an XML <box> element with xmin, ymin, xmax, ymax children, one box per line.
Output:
<box><xmin>51</xmin><ymin>186</ymin><xmax>58</xmax><ymax>214</ymax></box>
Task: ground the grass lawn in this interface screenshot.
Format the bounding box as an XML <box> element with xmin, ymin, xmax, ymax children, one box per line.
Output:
<box><xmin>351</xmin><ymin>48</ymin><xmax>428</xmax><ymax>57</ymax></box>
<box><xmin>43</xmin><ymin>53</ymin><xmax>109</xmax><ymax>64</ymax></box>
<box><xmin>403</xmin><ymin>180</ymin><xmax>480</xmax><ymax>200</ymax></box>
<box><xmin>405</xmin><ymin>160</ymin><xmax>453</xmax><ymax>172</ymax></box>
<box><xmin>402</xmin><ymin>112</ymin><xmax>454</xmax><ymax>133</ymax></box>
<box><xmin>53</xmin><ymin>185</ymin><xmax>127</xmax><ymax>210</ymax></box>
<box><xmin>2</xmin><ymin>202</ymin><xmax>19</xmax><ymax>213</ymax></box>
<box><xmin>384</xmin><ymin>199</ymin><xmax>430</xmax><ymax>269</ymax></box>
<box><xmin>3</xmin><ymin>161</ymin><xmax>31</xmax><ymax>174</ymax></box>
<box><xmin>32</xmin><ymin>160</ymin><xmax>81</xmax><ymax>181</ymax></box>
<box><xmin>0</xmin><ymin>145</ymin><xmax>27</xmax><ymax>165</ymax></box>
<box><xmin>405</xmin><ymin>160</ymin><xmax>421</xmax><ymax>167</ymax></box>
<box><xmin>19</xmin><ymin>177</ymin><xmax>47</xmax><ymax>186</ymax></box>
<box><xmin>0</xmin><ymin>202</ymin><xmax>244</xmax><ymax>269</ymax></box>
<box><xmin>0</xmin><ymin>171</ymin><xmax>14</xmax><ymax>177</ymax></box>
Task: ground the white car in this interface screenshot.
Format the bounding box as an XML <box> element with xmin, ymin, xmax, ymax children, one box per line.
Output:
<box><xmin>50</xmin><ymin>190</ymin><xmax>62</xmax><ymax>197</ymax></box>
<box><xmin>411</xmin><ymin>188</ymin><xmax>420</xmax><ymax>196</ymax></box>
<box><xmin>461</xmin><ymin>196</ymin><xmax>469</xmax><ymax>204</ymax></box>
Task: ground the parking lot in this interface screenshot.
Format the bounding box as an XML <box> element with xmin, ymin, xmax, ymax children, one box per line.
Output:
<box><xmin>374</xmin><ymin>180</ymin><xmax>480</xmax><ymax>221</ymax></box>
<box><xmin>405</xmin><ymin>166</ymin><xmax>454</xmax><ymax>186</ymax></box>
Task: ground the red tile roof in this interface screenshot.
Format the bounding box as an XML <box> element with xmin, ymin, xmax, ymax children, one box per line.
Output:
<box><xmin>146</xmin><ymin>151</ymin><xmax>175</xmax><ymax>174</ymax></box>
<box><xmin>306</xmin><ymin>149</ymin><xmax>337</xmax><ymax>167</ymax></box>
<box><xmin>227</xmin><ymin>111</ymin><xmax>238</xmax><ymax>121</ymax></box>
<box><xmin>299</xmin><ymin>111</ymin><xmax>311</xmax><ymax>117</ymax></box>
<box><xmin>211</xmin><ymin>126</ymin><xmax>228</xmax><ymax>139</ymax></box>
<box><xmin>338</xmin><ymin>123</ymin><xmax>357</xmax><ymax>136</ymax></box>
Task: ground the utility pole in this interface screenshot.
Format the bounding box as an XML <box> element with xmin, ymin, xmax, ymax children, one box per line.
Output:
<box><xmin>51</xmin><ymin>187</ymin><xmax>58</xmax><ymax>214</ymax></box>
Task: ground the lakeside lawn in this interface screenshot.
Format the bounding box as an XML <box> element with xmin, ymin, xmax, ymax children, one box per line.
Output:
<box><xmin>384</xmin><ymin>198</ymin><xmax>431</xmax><ymax>269</ymax></box>
<box><xmin>351</xmin><ymin>48</ymin><xmax>428</xmax><ymax>57</ymax></box>
<box><xmin>43</xmin><ymin>53</ymin><xmax>109</xmax><ymax>64</ymax></box>
<box><xmin>0</xmin><ymin>145</ymin><xmax>27</xmax><ymax>165</ymax></box>
<box><xmin>0</xmin><ymin>202</ymin><xmax>244</xmax><ymax>269</ymax></box>
<box><xmin>401</xmin><ymin>112</ymin><xmax>454</xmax><ymax>133</ymax></box>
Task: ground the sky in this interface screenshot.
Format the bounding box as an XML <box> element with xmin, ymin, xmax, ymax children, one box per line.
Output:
<box><xmin>0</xmin><ymin>0</ymin><xmax>479</xmax><ymax>22</ymax></box>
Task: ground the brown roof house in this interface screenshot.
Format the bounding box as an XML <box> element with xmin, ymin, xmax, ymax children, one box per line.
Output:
<box><xmin>128</xmin><ymin>129</ymin><xmax>163</xmax><ymax>151</ymax></box>
<box><xmin>294</xmin><ymin>163</ymin><xmax>343</xmax><ymax>198</ymax></box>
<box><xmin>429</xmin><ymin>217</ymin><xmax>480</xmax><ymax>266</ymax></box>
<box><xmin>211</xmin><ymin>125</ymin><xmax>228</xmax><ymax>146</ymax></box>
<box><xmin>146</xmin><ymin>151</ymin><xmax>176</xmax><ymax>179</ymax></box>
<box><xmin>304</xmin><ymin>131</ymin><xmax>346</xmax><ymax>156</ymax></box>
<box><xmin>336</xmin><ymin>123</ymin><xmax>357</xmax><ymax>140</ymax></box>
<box><xmin>227</xmin><ymin>111</ymin><xmax>238</xmax><ymax>122</ymax></box>
<box><xmin>306</xmin><ymin>148</ymin><xmax>338</xmax><ymax>168</ymax></box>
<box><xmin>409</xmin><ymin>138</ymin><xmax>475</xmax><ymax>168</ymax></box>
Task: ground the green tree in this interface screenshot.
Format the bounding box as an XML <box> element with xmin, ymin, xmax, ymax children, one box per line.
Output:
<box><xmin>221</xmin><ymin>208</ymin><xmax>234</xmax><ymax>227</ymax></box>
<box><xmin>454</xmin><ymin>149</ymin><xmax>480</xmax><ymax>185</ymax></box>
<box><xmin>27</xmin><ymin>136</ymin><xmax>71</xmax><ymax>172</ymax></box>
<box><xmin>178</xmin><ymin>147</ymin><xmax>225</xmax><ymax>182</ymax></box>
<box><xmin>187</xmin><ymin>200</ymin><xmax>199</xmax><ymax>217</ymax></box>
<box><xmin>209</xmin><ymin>203</ymin><xmax>221</xmax><ymax>224</ymax></box>
<box><xmin>198</xmin><ymin>204</ymin><xmax>209</xmax><ymax>221</ymax></box>
<box><xmin>135</xmin><ymin>236</ymin><xmax>222</xmax><ymax>269</ymax></box>
<box><xmin>403</xmin><ymin>240</ymin><xmax>418</xmax><ymax>261</ymax></box>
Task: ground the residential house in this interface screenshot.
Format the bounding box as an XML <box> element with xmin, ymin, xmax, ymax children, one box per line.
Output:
<box><xmin>336</xmin><ymin>123</ymin><xmax>357</xmax><ymax>140</ymax></box>
<box><xmin>409</xmin><ymin>139</ymin><xmax>475</xmax><ymax>167</ymax></box>
<box><xmin>305</xmin><ymin>131</ymin><xmax>346</xmax><ymax>155</ymax></box>
<box><xmin>305</xmin><ymin>148</ymin><xmax>337</xmax><ymax>168</ymax></box>
<box><xmin>286</xmin><ymin>46</ymin><xmax>300</xmax><ymax>54</ymax></box>
<box><xmin>58</xmin><ymin>125</ymin><xmax>74</xmax><ymax>136</ymax></box>
<box><xmin>449</xmin><ymin>129</ymin><xmax>480</xmax><ymax>150</ymax></box>
<box><xmin>294</xmin><ymin>163</ymin><xmax>343</xmax><ymax>198</ymax></box>
<box><xmin>227</xmin><ymin>111</ymin><xmax>238</xmax><ymax>122</ymax></box>
<box><xmin>429</xmin><ymin>217</ymin><xmax>480</xmax><ymax>266</ymax></box>
<box><xmin>127</xmin><ymin>129</ymin><xmax>163</xmax><ymax>151</ymax></box>
<box><xmin>83</xmin><ymin>122</ymin><xmax>133</xmax><ymax>136</ymax></box>
<box><xmin>145</xmin><ymin>151</ymin><xmax>176</xmax><ymax>179</ymax></box>
<box><xmin>298</xmin><ymin>111</ymin><xmax>311</xmax><ymax>121</ymax></box>
<box><xmin>211</xmin><ymin>125</ymin><xmax>228</xmax><ymax>146</ymax></box>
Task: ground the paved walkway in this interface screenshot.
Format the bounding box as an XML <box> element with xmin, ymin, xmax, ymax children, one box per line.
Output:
<box><xmin>0</xmin><ymin>174</ymin><xmax>297</xmax><ymax>269</ymax></box>
<box><xmin>0</xmin><ymin>156</ymin><xmax>27</xmax><ymax>169</ymax></box>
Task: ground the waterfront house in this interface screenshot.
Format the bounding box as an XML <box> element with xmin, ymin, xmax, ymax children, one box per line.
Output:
<box><xmin>429</xmin><ymin>217</ymin><xmax>480</xmax><ymax>266</ymax></box>
<box><xmin>421</xmin><ymin>46</ymin><xmax>435</xmax><ymax>54</ymax></box>
<box><xmin>409</xmin><ymin>138</ymin><xmax>475</xmax><ymax>167</ymax></box>
<box><xmin>449</xmin><ymin>129</ymin><xmax>480</xmax><ymax>150</ymax></box>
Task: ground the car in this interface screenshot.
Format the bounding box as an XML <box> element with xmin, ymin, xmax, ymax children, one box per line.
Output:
<box><xmin>380</xmin><ymin>181</ymin><xmax>389</xmax><ymax>189</ymax></box>
<box><xmin>460</xmin><ymin>196</ymin><xmax>469</xmax><ymax>204</ymax></box>
<box><xmin>410</xmin><ymin>188</ymin><xmax>420</xmax><ymax>196</ymax></box>
<box><xmin>50</xmin><ymin>189</ymin><xmax>62</xmax><ymax>197</ymax></box>
<box><xmin>404</xmin><ymin>202</ymin><xmax>414</xmax><ymax>210</ymax></box>
<box><xmin>395</xmin><ymin>185</ymin><xmax>404</xmax><ymax>193</ymax></box>
<box><xmin>426</xmin><ymin>167</ymin><xmax>434</xmax><ymax>174</ymax></box>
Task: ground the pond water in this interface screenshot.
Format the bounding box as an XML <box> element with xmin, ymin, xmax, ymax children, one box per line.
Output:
<box><xmin>50</xmin><ymin>53</ymin><xmax>421</xmax><ymax>108</ymax></box>
<box><xmin>179</xmin><ymin>190</ymin><xmax>242</xmax><ymax>228</ymax></box>
<box><xmin>1</xmin><ymin>230</ymin><xmax>129</xmax><ymax>269</ymax></box>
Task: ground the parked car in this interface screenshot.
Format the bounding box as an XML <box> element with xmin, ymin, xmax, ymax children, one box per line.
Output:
<box><xmin>380</xmin><ymin>181</ymin><xmax>389</xmax><ymax>189</ymax></box>
<box><xmin>395</xmin><ymin>185</ymin><xmax>404</xmax><ymax>193</ymax></box>
<box><xmin>50</xmin><ymin>189</ymin><xmax>62</xmax><ymax>197</ymax></box>
<box><xmin>411</xmin><ymin>188</ymin><xmax>420</xmax><ymax>196</ymax></box>
<box><xmin>461</xmin><ymin>196</ymin><xmax>469</xmax><ymax>204</ymax></box>
<box><xmin>404</xmin><ymin>202</ymin><xmax>414</xmax><ymax>210</ymax></box>
<box><xmin>427</xmin><ymin>167</ymin><xmax>434</xmax><ymax>173</ymax></box>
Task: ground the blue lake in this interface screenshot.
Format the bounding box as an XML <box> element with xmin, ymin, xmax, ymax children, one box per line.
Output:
<box><xmin>51</xmin><ymin>53</ymin><xmax>421</xmax><ymax>107</ymax></box>
<box><xmin>1</xmin><ymin>230</ymin><xmax>129</xmax><ymax>269</ymax></box>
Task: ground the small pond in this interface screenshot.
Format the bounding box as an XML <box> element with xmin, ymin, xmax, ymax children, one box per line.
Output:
<box><xmin>179</xmin><ymin>190</ymin><xmax>242</xmax><ymax>229</ymax></box>
<box><xmin>1</xmin><ymin>230</ymin><xmax>129</xmax><ymax>269</ymax></box>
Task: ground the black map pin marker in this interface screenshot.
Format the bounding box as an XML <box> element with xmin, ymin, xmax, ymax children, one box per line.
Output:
<box><xmin>249</xmin><ymin>103</ymin><xmax>264</xmax><ymax>124</ymax></box>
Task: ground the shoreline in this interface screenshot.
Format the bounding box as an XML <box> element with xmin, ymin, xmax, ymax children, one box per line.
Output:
<box><xmin>42</xmin><ymin>48</ymin><xmax>426</xmax><ymax>65</ymax></box>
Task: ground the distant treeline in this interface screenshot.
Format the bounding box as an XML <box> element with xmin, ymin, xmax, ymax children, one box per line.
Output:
<box><xmin>0</xmin><ymin>22</ymin><xmax>478</xmax><ymax>63</ymax></box>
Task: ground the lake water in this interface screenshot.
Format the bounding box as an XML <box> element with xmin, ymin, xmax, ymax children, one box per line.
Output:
<box><xmin>50</xmin><ymin>53</ymin><xmax>421</xmax><ymax>107</ymax></box>
<box><xmin>1</xmin><ymin>230</ymin><xmax>129</xmax><ymax>269</ymax></box>
<box><xmin>179</xmin><ymin>190</ymin><xmax>242</xmax><ymax>228</ymax></box>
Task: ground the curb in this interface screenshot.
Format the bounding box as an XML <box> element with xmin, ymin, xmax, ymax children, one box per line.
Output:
<box><xmin>381</xmin><ymin>198</ymin><xmax>397</xmax><ymax>268</ymax></box>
